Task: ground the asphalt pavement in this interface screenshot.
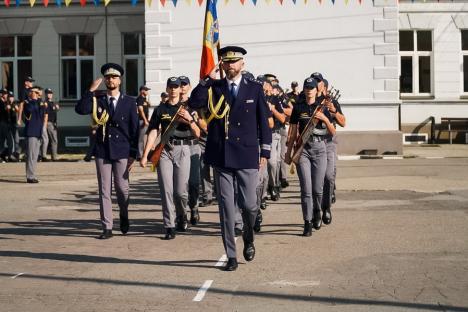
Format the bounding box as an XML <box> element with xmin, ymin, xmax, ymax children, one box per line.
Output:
<box><xmin>0</xmin><ymin>148</ymin><xmax>467</xmax><ymax>311</ymax></box>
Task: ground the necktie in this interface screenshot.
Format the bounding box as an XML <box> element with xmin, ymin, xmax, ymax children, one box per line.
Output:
<box><xmin>109</xmin><ymin>97</ymin><xmax>115</xmax><ymax>116</ymax></box>
<box><xmin>230</xmin><ymin>83</ymin><xmax>237</xmax><ymax>102</ymax></box>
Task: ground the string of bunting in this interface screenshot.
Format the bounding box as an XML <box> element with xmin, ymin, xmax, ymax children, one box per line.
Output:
<box><xmin>3</xmin><ymin>0</ymin><xmax>455</xmax><ymax>7</ymax></box>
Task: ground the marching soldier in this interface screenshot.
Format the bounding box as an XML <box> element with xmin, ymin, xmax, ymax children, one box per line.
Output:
<box><xmin>285</xmin><ymin>78</ymin><xmax>335</xmax><ymax>237</ymax></box>
<box><xmin>23</xmin><ymin>86</ymin><xmax>48</xmax><ymax>183</ymax></box>
<box><xmin>140</xmin><ymin>77</ymin><xmax>200</xmax><ymax>240</ymax></box>
<box><xmin>17</xmin><ymin>76</ymin><xmax>35</xmax><ymax>126</ymax></box>
<box><xmin>75</xmin><ymin>63</ymin><xmax>140</xmax><ymax>239</ymax></box>
<box><xmin>136</xmin><ymin>85</ymin><xmax>151</xmax><ymax>158</ymax></box>
<box><xmin>188</xmin><ymin>46</ymin><xmax>272</xmax><ymax>271</ymax></box>
<box><xmin>7</xmin><ymin>91</ymin><xmax>20</xmax><ymax>161</ymax></box>
<box><xmin>43</xmin><ymin>88</ymin><xmax>59</xmax><ymax>161</ymax></box>
<box><xmin>0</xmin><ymin>89</ymin><xmax>13</xmax><ymax>162</ymax></box>
<box><xmin>321</xmin><ymin>78</ymin><xmax>346</xmax><ymax>225</ymax></box>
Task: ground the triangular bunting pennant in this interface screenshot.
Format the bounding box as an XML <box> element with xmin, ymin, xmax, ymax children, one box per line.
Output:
<box><xmin>160</xmin><ymin>0</ymin><xmax>166</xmax><ymax>6</ymax></box>
<box><xmin>292</xmin><ymin>0</ymin><xmax>296</xmax><ymax>4</ymax></box>
<box><xmin>65</xmin><ymin>0</ymin><xmax>72</xmax><ymax>6</ymax></box>
<box><xmin>56</xmin><ymin>0</ymin><xmax>61</xmax><ymax>6</ymax></box>
<box><xmin>80</xmin><ymin>0</ymin><xmax>86</xmax><ymax>5</ymax></box>
<box><xmin>184</xmin><ymin>0</ymin><xmax>191</xmax><ymax>5</ymax></box>
<box><xmin>239</xmin><ymin>0</ymin><xmax>244</xmax><ymax>4</ymax></box>
<box><xmin>252</xmin><ymin>0</ymin><xmax>257</xmax><ymax>5</ymax></box>
<box><xmin>344</xmin><ymin>0</ymin><xmax>349</xmax><ymax>4</ymax></box>
<box><xmin>331</xmin><ymin>0</ymin><xmax>335</xmax><ymax>4</ymax></box>
<box><xmin>104</xmin><ymin>0</ymin><xmax>111</xmax><ymax>6</ymax></box>
<box><xmin>94</xmin><ymin>0</ymin><xmax>99</xmax><ymax>5</ymax></box>
<box><xmin>358</xmin><ymin>0</ymin><xmax>362</xmax><ymax>4</ymax></box>
<box><xmin>304</xmin><ymin>0</ymin><xmax>307</xmax><ymax>4</ymax></box>
<box><xmin>43</xmin><ymin>0</ymin><xmax>49</xmax><ymax>6</ymax></box>
<box><xmin>265</xmin><ymin>0</ymin><xmax>272</xmax><ymax>4</ymax></box>
<box><xmin>29</xmin><ymin>0</ymin><xmax>35</xmax><ymax>6</ymax></box>
<box><xmin>171</xmin><ymin>0</ymin><xmax>177</xmax><ymax>6</ymax></box>
<box><xmin>131</xmin><ymin>0</ymin><xmax>138</xmax><ymax>5</ymax></box>
<box><xmin>224</xmin><ymin>0</ymin><xmax>228</xmax><ymax>4</ymax></box>
<box><xmin>5</xmin><ymin>0</ymin><xmax>11</xmax><ymax>6</ymax></box>
<box><xmin>318</xmin><ymin>0</ymin><xmax>322</xmax><ymax>4</ymax></box>
<box><xmin>198</xmin><ymin>0</ymin><xmax>203</xmax><ymax>5</ymax></box>
<box><xmin>15</xmin><ymin>0</ymin><xmax>20</xmax><ymax>6</ymax></box>
<box><xmin>278</xmin><ymin>0</ymin><xmax>283</xmax><ymax>4</ymax></box>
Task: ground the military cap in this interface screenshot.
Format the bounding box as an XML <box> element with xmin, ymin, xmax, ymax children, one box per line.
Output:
<box><xmin>219</xmin><ymin>46</ymin><xmax>247</xmax><ymax>62</ymax></box>
<box><xmin>310</xmin><ymin>72</ymin><xmax>323</xmax><ymax>82</ymax></box>
<box><xmin>8</xmin><ymin>91</ymin><xmax>14</xmax><ymax>97</ymax></box>
<box><xmin>303</xmin><ymin>77</ymin><xmax>318</xmax><ymax>90</ymax></box>
<box><xmin>263</xmin><ymin>74</ymin><xmax>277</xmax><ymax>81</ymax></box>
<box><xmin>291</xmin><ymin>81</ymin><xmax>298</xmax><ymax>87</ymax></box>
<box><xmin>139</xmin><ymin>85</ymin><xmax>151</xmax><ymax>91</ymax></box>
<box><xmin>24</xmin><ymin>76</ymin><xmax>35</xmax><ymax>82</ymax></box>
<box><xmin>166</xmin><ymin>77</ymin><xmax>181</xmax><ymax>87</ymax></box>
<box><xmin>101</xmin><ymin>63</ymin><xmax>124</xmax><ymax>77</ymax></box>
<box><xmin>0</xmin><ymin>88</ymin><xmax>7</xmax><ymax>94</ymax></box>
<box><xmin>241</xmin><ymin>71</ymin><xmax>255</xmax><ymax>81</ymax></box>
<box><xmin>161</xmin><ymin>92</ymin><xmax>168</xmax><ymax>98</ymax></box>
<box><xmin>179</xmin><ymin>76</ymin><xmax>191</xmax><ymax>85</ymax></box>
<box><xmin>28</xmin><ymin>86</ymin><xmax>41</xmax><ymax>93</ymax></box>
<box><xmin>45</xmin><ymin>88</ymin><xmax>53</xmax><ymax>94</ymax></box>
<box><xmin>256</xmin><ymin>75</ymin><xmax>265</xmax><ymax>82</ymax></box>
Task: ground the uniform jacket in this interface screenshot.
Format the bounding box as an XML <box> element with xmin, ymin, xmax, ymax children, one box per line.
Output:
<box><xmin>23</xmin><ymin>99</ymin><xmax>46</xmax><ymax>138</ymax></box>
<box><xmin>75</xmin><ymin>90</ymin><xmax>139</xmax><ymax>160</ymax></box>
<box><xmin>189</xmin><ymin>75</ymin><xmax>272</xmax><ymax>169</ymax></box>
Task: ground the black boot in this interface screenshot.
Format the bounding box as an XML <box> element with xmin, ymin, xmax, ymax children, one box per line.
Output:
<box><xmin>322</xmin><ymin>208</ymin><xmax>332</xmax><ymax>225</ymax></box>
<box><xmin>190</xmin><ymin>209</ymin><xmax>200</xmax><ymax>226</ymax></box>
<box><xmin>176</xmin><ymin>214</ymin><xmax>188</xmax><ymax>232</ymax></box>
<box><xmin>302</xmin><ymin>221</ymin><xmax>312</xmax><ymax>237</ymax></box>
<box><xmin>163</xmin><ymin>228</ymin><xmax>176</xmax><ymax>240</ymax></box>
<box><xmin>254</xmin><ymin>211</ymin><xmax>262</xmax><ymax>233</ymax></box>
<box><xmin>312</xmin><ymin>210</ymin><xmax>322</xmax><ymax>230</ymax></box>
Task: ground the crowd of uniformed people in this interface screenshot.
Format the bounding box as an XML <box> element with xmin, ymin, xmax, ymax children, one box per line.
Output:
<box><xmin>1</xmin><ymin>45</ymin><xmax>346</xmax><ymax>271</ymax></box>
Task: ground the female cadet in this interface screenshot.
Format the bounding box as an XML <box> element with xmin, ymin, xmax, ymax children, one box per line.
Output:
<box><xmin>285</xmin><ymin>77</ymin><xmax>335</xmax><ymax>237</ymax></box>
<box><xmin>140</xmin><ymin>77</ymin><xmax>200</xmax><ymax>240</ymax></box>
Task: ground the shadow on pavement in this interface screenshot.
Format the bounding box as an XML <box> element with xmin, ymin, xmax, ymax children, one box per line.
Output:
<box><xmin>0</xmin><ymin>272</ymin><xmax>465</xmax><ymax>311</ymax></box>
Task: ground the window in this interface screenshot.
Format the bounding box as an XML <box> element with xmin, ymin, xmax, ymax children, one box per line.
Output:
<box><xmin>399</xmin><ymin>30</ymin><xmax>433</xmax><ymax>96</ymax></box>
<box><xmin>462</xmin><ymin>30</ymin><xmax>468</xmax><ymax>94</ymax></box>
<box><xmin>0</xmin><ymin>36</ymin><xmax>32</xmax><ymax>97</ymax></box>
<box><xmin>60</xmin><ymin>34</ymin><xmax>94</xmax><ymax>100</ymax></box>
<box><xmin>123</xmin><ymin>33</ymin><xmax>145</xmax><ymax>96</ymax></box>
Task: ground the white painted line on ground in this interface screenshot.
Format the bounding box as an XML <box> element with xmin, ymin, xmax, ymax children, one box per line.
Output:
<box><xmin>192</xmin><ymin>280</ymin><xmax>213</xmax><ymax>302</ymax></box>
<box><xmin>426</xmin><ymin>156</ymin><xmax>444</xmax><ymax>159</ymax></box>
<box><xmin>11</xmin><ymin>273</ymin><xmax>25</xmax><ymax>279</ymax></box>
<box><xmin>338</xmin><ymin>155</ymin><xmax>360</xmax><ymax>161</ymax></box>
<box><xmin>382</xmin><ymin>156</ymin><xmax>403</xmax><ymax>160</ymax></box>
<box><xmin>267</xmin><ymin>280</ymin><xmax>321</xmax><ymax>287</ymax></box>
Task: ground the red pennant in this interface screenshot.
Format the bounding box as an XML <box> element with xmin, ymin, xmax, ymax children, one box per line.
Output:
<box><xmin>197</xmin><ymin>0</ymin><xmax>203</xmax><ymax>5</ymax></box>
<box><xmin>240</xmin><ymin>0</ymin><xmax>245</xmax><ymax>4</ymax></box>
<box><xmin>318</xmin><ymin>0</ymin><xmax>322</xmax><ymax>4</ymax></box>
<box><xmin>43</xmin><ymin>0</ymin><xmax>48</xmax><ymax>5</ymax></box>
<box><xmin>5</xmin><ymin>0</ymin><xmax>11</xmax><ymax>6</ymax></box>
<box><xmin>358</xmin><ymin>0</ymin><xmax>362</xmax><ymax>4</ymax></box>
<box><xmin>80</xmin><ymin>0</ymin><xmax>86</xmax><ymax>5</ymax></box>
<box><xmin>279</xmin><ymin>0</ymin><xmax>283</xmax><ymax>4</ymax></box>
<box><xmin>160</xmin><ymin>0</ymin><xmax>166</xmax><ymax>5</ymax></box>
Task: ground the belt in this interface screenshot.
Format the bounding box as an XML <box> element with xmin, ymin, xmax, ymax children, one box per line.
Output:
<box><xmin>308</xmin><ymin>135</ymin><xmax>324</xmax><ymax>143</ymax></box>
<box><xmin>169</xmin><ymin>138</ymin><xmax>199</xmax><ymax>146</ymax></box>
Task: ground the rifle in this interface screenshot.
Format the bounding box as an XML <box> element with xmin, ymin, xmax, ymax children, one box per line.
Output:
<box><xmin>290</xmin><ymin>87</ymin><xmax>340</xmax><ymax>165</ymax></box>
<box><xmin>148</xmin><ymin>104</ymin><xmax>185</xmax><ymax>171</ymax></box>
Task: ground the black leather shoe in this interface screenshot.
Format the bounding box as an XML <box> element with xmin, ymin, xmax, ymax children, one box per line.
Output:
<box><xmin>275</xmin><ymin>186</ymin><xmax>281</xmax><ymax>199</ymax></box>
<box><xmin>120</xmin><ymin>215</ymin><xmax>129</xmax><ymax>234</ymax></box>
<box><xmin>190</xmin><ymin>209</ymin><xmax>200</xmax><ymax>225</ymax></box>
<box><xmin>163</xmin><ymin>228</ymin><xmax>176</xmax><ymax>240</ymax></box>
<box><xmin>280</xmin><ymin>179</ymin><xmax>289</xmax><ymax>189</ymax></box>
<box><xmin>260</xmin><ymin>198</ymin><xmax>267</xmax><ymax>210</ymax></box>
<box><xmin>234</xmin><ymin>227</ymin><xmax>243</xmax><ymax>237</ymax></box>
<box><xmin>253</xmin><ymin>212</ymin><xmax>262</xmax><ymax>233</ymax></box>
<box><xmin>322</xmin><ymin>208</ymin><xmax>332</xmax><ymax>225</ymax></box>
<box><xmin>26</xmin><ymin>178</ymin><xmax>39</xmax><ymax>183</ymax></box>
<box><xmin>98</xmin><ymin>230</ymin><xmax>113</xmax><ymax>239</ymax></box>
<box><xmin>198</xmin><ymin>198</ymin><xmax>212</xmax><ymax>207</ymax></box>
<box><xmin>224</xmin><ymin>257</ymin><xmax>238</xmax><ymax>271</ymax></box>
<box><xmin>302</xmin><ymin>221</ymin><xmax>312</xmax><ymax>237</ymax></box>
<box><xmin>176</xmin><ymin>215</ymin><xmax>188</xmax><ymax>232</ymax></box>
<box><xmin>312</xmin><ymin>211</ymin><xmax>322</xmax><ymax>230</ymax></box>
<box><xmin>243</xmin><ymin>243</ymin><xmax>255</xmax><ymax>262</ymax></box>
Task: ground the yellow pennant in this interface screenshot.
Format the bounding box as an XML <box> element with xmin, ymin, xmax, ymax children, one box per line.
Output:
<box><xmin>29</xmin><ymin>0</ymin><xmax>35</xmax><ymax>6</ymax></box>
<box><xmin>184</xmin><ymin>0</ymin><xmax>191</xmax><ymax>4</ymax></box>
<box><xmin>146</xmin><ymin>0</ymin><xmax>152</xmax><ymax>6</ymax></box>
<box><xmin>304</xmin><ymin>0</ymin><xmax>308</xmax><ymax>4</ymax></box>
<box><xmin>265</xmin><ymin>0</ymin><xmax>272</xmax><ymax>4</ymax></box>
<box><xmin>65</xmin><ymin>0</ymin><xmax>72</xmax><ymax>5</ymax></box>
<box><xmin>104</xmin><ymin>0</ymin><xmax>111</xmax><ymax>5</ymax></box>
<box><xmin>344</xmin><ymin>0</ymin><xmax>349</xmax><ymax>4</ymax></box>
<box><xmin>224</xmin><ymin>0</ymin><xmax>229</xmax><ymax>4</ymax></box>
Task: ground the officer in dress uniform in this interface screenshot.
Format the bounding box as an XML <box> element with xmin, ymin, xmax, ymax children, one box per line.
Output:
<box><xmin>320</xmin><ymin>78</ymin><xmax>346</xmax><ymax>225</ymax></box>
<box><xmin>285</xmin><ymin>78</ymin><xmax>336</xmax><ymax>237</ymax></box>
<box><xmin>140</xmin><ymin>77</ymin><xmax>200</xmax><ymax>240</ymax></box>
<box><xmin>43</xmin><ymin>88</ymin><xmax>59</xmax><ymax>161</ymax></box>
<box><xmin>188</xmin><ymin>46</ymin><xmax>272</xmax><ymax>271</ymax></box>
<box><xmin>75</xmin><ymin>63</ymin><xmax>139</xmax><ymax>239</ymax></box>
<box><xmin>136</xmin><ymin>85</ymin><xmax>151</xmax><ymax>159</ymax></box>
<box><xmin>23</xmin><ymin>86</ymin><xmax>47</xmax><ymax>183</ymax></box>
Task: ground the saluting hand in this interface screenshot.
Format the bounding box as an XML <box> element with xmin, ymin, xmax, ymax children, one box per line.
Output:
<box><xmin>89</xmin><ymin>78</ymin><xmax>103</xmax><ymax>92</ymax></box>
<box><xmin>208</xmin><ymin>60</ymin><xmax>222</xmax><ymax>79</ymax></box>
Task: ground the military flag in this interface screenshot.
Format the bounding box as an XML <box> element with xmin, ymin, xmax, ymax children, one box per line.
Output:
<box><xmin>199</xmin><ymin>0</ymin><xmax>220</xmax><ymax>79</ymax></box>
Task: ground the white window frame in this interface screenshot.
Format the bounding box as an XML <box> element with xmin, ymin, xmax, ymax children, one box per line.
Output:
<box><xmin>399</xmin><ymin>30</ymin><xmax>434</xmax><ymax>98</ymax></box>
<box><xmin>0</xmin><ymin>36</ymin><xmax>33</xmax><ymax>97</ymax></box>
<box><xmin>461</xmin><ymin>29</ymin><xmax>468</xmax><ymax>96</ymax></box>
<box><xmin>122</xmin><ymin>33</ymin><xmax>145</xmax><ymax>96</ymax></box>
<box><xmin>60</xmin><ymin>34</ymin><xmax>95</xmax><ymax>100</ymax></box>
